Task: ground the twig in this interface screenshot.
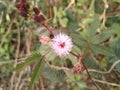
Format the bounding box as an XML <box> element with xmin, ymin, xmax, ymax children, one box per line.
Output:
<box><xmin>80</xmin><ymin>56</ymin><xmax>100</xmax><ymax>90</ymax></box>
<box><xmin>89</xmin><ymin>0</ymin><xmax>95</xmax><ymax>12</ymax></box>
<box><xmin>25</xmin><ymin>29</ymin><xmax>32</xmax><ymax>56</ymax></box>
<box><xmin>0</xmin><ymin>61</ymin><xmax>14</xmax><ymax>64</ymax></box>
<box><xmin>15</xmin><ymin>71</ymin><xmax>24</xmax><ymax>90</ymax></box>
<box><xmin>16</xmin><ymin>28</ymin><xmax>32</xmax><ymax>90</ymax></box>
<box><xmin>10</xmin><ymin>28</ymin><xmax>20</xmax><ymax>90</ymax></box>
<box><xmin>106</xmin><ymin>10</ymin><xmax>120</xmax><ymax>18</ymax></box>
<box><xmin>93</xmin><ymin>78</ymin><xmax>120</xmax><ymax>87</ymax></box>
<box><xmin>101</xmin><ymin>0</ymin><xmax>108</xmax><ymax>29</ymax></box>
<box><xmin>71</xmin><ymin>52</ymin><xmax>100</xmax><ymax>90</ymax></box>
<box><xmin>41</xmin><ymin>23</ymin><xmax>54</xmax><ymax>37</ymax></box>
<box><xmin>28</xmin><ymin>14</ymin><xmax>54</xmax><ymax>37</ymax></box>
<box><xmin>64</xmin><ymin>0</ymin><xmax>75</xmax><ymax>11</ymax></box>
<box><xmin>0</xmin><ymin>22</ymin><xmax>13</xmax><ymax>47</ymax></box>
<box><xmin>40</xmin><ymin>77</ymin><xmax>45</xmax><ymax>90</ymax></box>
<box><xmin>45</xmin><ymin>60</ymin><xmax>69</xmax><ymax>71</ymax></box>
<box><xmin>89</xmin><ymin>50</ymin><xmax>99</xmax><ymax>64</ymax></box>
<box><xmin>88</xmin><ymin>60</ymin><xmax>120</xmax><ymax>74</ymax></box>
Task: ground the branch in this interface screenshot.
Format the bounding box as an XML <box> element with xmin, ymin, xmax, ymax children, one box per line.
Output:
<box><xmin>70</xmin><ymin>52</ymin><xmax>100</xmax><ymax>90</ymax></box>
<box><xmin>45</xmin><ymin>60</ymin><xmax>69</xmax><ymax>71</ymax></box>
<box><xmin>93</xmin><ymin>78</ymin><xmax>120</xmax><ymax>87</ymax></box>
<box><xmin>81</xmin><ymin>57</ymin><xmax>100</xmax><ymax>90</ymax></box>
<box><xmin>64</xmin><ymin>0</ymin><xmax>75</xmax><ymax>11</ymax></box>
<box><xmin>10</xmin><ymin>29</ymin><xmax>21</xmax><ymax>90</ymax></box>
<box><xmin>88</xmin><ymin>60</ymin><xmax>120</xmax><ymax>74</ymax></box>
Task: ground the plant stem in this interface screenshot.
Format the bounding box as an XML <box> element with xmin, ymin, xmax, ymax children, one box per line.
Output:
<box><xmin>71</xmin><ymin>52</ymin><xmax>100</xmax><ymax>90</ymax></box>
<box><xmin>41</xmin><ymin>23</ymin><xmax>54</xmax><ymax>37</ymax></box>
<box><xmin>28</xmin><ymin>14</ymin><xmax>54</xmax><ymax>37</ymax></box>
<box><xmin>81</xmin><ymin>59</ymin><xmax>100</xmax><ymax>90</ymax></box>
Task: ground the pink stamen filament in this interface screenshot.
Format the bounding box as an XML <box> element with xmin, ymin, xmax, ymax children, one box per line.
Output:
<box><xmin>59</xmin><ymin>42</ymin><xmax>65</xmax><ymax>48</ymax></box>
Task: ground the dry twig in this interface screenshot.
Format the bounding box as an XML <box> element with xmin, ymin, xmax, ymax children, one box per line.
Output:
<box><xmin>88</xmin><ymin>60</ymin><xmax>120</xmax><ymax>74</ymax></box>
<box><xmin>93</xmin><ymin>78</ymin><xmax>120</xmax><ymax>87</ymax></box>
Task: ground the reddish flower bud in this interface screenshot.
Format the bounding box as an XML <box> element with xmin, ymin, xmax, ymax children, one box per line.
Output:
<box><xmin>39</xmin><ymin>36</ymin><xmax>50</xmax><ymax>43</ymax></box>
<box><xmin>23</xmin><ymin>2</ymin><xmax>30</xmax><ymax>9</ymax></box>
<box><xmin>33</xmin><ymin>7</ymin><xmax>40</xmax><ymax>15</ymax></box>
<box><xmin>21</xmin><ymin>0</ymin><xmax>26</xmax><ymax>3</ymax></box>
<box><xmin>34</xmin><ymin>15</ymin><xmax>46</xmax><ymax>22</ymax></box>
<box><xmin>73</xmin><ymin>63</ymin><xmax>85</xmax><ymax>74</ymax></box>
<box><xmin>20</xmin><ymin>11</ymin><xmax>28</xmax><ymax>17</ymax></box>
<box><xmin>15</xmin><ymin>3</ymin><xmax>21</xmax><ymax>9</ymax></box>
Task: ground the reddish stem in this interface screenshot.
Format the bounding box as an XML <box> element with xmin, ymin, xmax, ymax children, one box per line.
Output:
<box><xmin>41</xmin><ymin>23</ymin><xmax>54</xmax><ymax>37</ymax></box>
<box><xmin>71</xmin><ymin>52</ymin><xmax>100</xmax><ymax>90</ymax></box>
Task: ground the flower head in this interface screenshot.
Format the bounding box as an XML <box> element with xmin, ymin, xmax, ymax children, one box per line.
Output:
<box><xmin>51</xmin><ymin>33</ymin><xmax>73</xmax><ymax>57</ymax></box>
<box><xmin>15</xmin><ymin>0</ymin><xmax>30</xmax><ymax>18</ymax></box>
<box><xmin>39</xmin><ymin>36</ymin><xmax>50</xmax><ymax>44</ymax></box>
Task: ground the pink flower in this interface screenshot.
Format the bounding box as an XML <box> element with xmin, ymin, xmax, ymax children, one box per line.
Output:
<box><xmin>39</xmin><ymin>36</ymin><xmax>49</xmax><ymax>43</ymax></box>
<box><xmin>51</xmin><ymin>33</ymin><xmax>73</xmax><ymax>57</ymax></box>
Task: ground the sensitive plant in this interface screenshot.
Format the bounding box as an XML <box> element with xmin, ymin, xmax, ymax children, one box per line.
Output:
<box><xmin>14</xmin><ymin>0</ymin><xmax>120</xmax><ymax>90</ymax></box>
<box><xmin>0</xmin><ymin>0</ymin><xmax>120</xmax><ymax>90</ymax></box>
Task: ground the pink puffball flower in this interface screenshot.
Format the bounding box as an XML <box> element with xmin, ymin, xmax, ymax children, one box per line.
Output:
<box><xmin>39</xmin><ymin>36</ymin><xmax>50</xmax><ymax>44</ymax></box>
<box><xmin>51</xmin><ymin>33</ymin><xmax>73</xmax><ymax>57</ymax></box>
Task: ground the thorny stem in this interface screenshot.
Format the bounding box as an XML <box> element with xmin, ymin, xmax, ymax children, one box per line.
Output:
<box><xmin>71</xmin><ymin>52</ymin><xmax>100</xmax><ymax>90</ymax></box>
<box><xmin>28</xmin><ymin>14</ymin><xmax>54</xmax><ymax>37</ymax></box>
<box><xmin>81</xmin><ymin>58</ymin><xmax>100</xmax><ymax>90</ymax></box>
<box><xmin>41</xmin><ymin>23</ymin><xmax>54</xmax><ymax>37</ymax></box>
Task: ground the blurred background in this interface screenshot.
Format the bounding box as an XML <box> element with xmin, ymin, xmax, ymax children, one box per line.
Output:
<box><xmin>0</xmin><ymin>0</ymin><xmax>120</xmax><ymax>90</ymax></box>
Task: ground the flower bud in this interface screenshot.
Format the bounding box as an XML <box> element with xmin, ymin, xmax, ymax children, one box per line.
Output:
<box><xmin>33</xmin><ymin>7</ymin><xmax>40</xmax><ymax>15</ymax></box>
<box><xmin>39</xmin><ymin>36</ymin><xmax>49</xmax><ymax>43</ymax></box>
<box><xmin>15</xmin><ymin>3</ymin><xmax>20</xmax><ymax>9</ymax></box>
<box><xmin>20</xmin><ymin>11</ymin><xmax>28</xmax><ymax>17</ymax></box>
<box><xmin>23</xmin><ymin>2</ymin><xmax>30</xmax><ymax>10</ymax></box>
<box><xmin>73</xmin><ymin>63</ymin><xmax>85</xmax><ymax>74</ymax></box>
<box><xmin>34</xmin><ymin>15</ymin><xmax>46</xmax><ymax>22</ymax></box>
<box><xmin>21</xmin><ymin>0</ymin><xmax>26</xmax><ymax>3</ymax></box>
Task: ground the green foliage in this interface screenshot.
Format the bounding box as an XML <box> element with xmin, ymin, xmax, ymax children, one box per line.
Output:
<box><xmin>109</xmin><ymin>38</ymin><xmax>120</xmax><ymax>72</ymax></box>
<box><xmin>91</xmin><ymin>23</ymin><xmax>119</xmax><ymax>44</ymax></box>
<box><xmin>91</xmin><ymin>44</ymin><xmax>114</xmax><ymax>56</ymax></box>
<box><xmin>88</xmin><ymin>17</ymin><xmax>100</xmax><ymax>40</ymax></box>
<box><xmin>53</xmin><ymin>7</ymin><xmax>68</xmax><ymax>27</ymax></box>
<box><xmin>30</xmin><ymin>58</ymin><xmax>45</xmax><ymax>90</ymax></box>
<box><xmin>112</xmin><ymin>0</ymin><xmax>120</xmax><ymax>3</ymax></box>
<box><xmin>14</xmin><ymin>53</ymin><xmax>42</xmax><ymax>72</ymax></box>
<box><xmin>43</xmin><ymin>65</ymin><xmax>66</xmax><ymax>82</ymax></box>
<box><xmin>83</xmin><ymin>55</ymin><xmax>99</xmax><ymax>69</ymax></box>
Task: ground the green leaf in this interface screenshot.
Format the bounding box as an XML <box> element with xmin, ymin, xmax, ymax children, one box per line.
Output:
<box><xmin>109</xmin><ymin>37</ymin><xmax>120</xmax><ymax>72</ymax></box>
<box><xmin>91</xmin><ymin>26</ymin><xmax>116</xmax><ymax>44</ymax></box>
<box><xmin>39</xmin><ymin>44</ymin><xmax>56</xmax><ymax>61</ymax></box>
<box><xmin>83</xmin><ymin>55</ymin><xmax>99</xmax><ymax>69</ymax></box>
<box><xmin>83</xmin><ymin>55</ymin><xmax>101</xmax><ymax>78</ymax></box>
<box><xmin>110</xmin><ymin>37</ymin><xmax>120</xmax><ymax>58</ymax></box>
<box><xmin>60</xmin><ymin>18</ymin><xmax>68</xmax><ymax>27</ymax></box>
<box><xmin>66</xmin><ymin>10</ymin><xmax>78</xmax><ymax>23</ymax></box>
<box><xmin>113</xmin><ymin>24</ymin><xmax>120</xmax><ymax>36</ymax></box>
<box><xmin>114</xmin><ymin>64</ymin><xmax>120</xmax><ymax>72</ymax></box>
<box><xmin>71</xmin><ymin>33</ymin><xmax>88</xmax><ymax>48</ymax></box>
<box><xmin>43</xmin><ymin>65</ymin><xmax>66</xmax><ymax>82</ymax></box>
<box><xmin>14</xmin><ymin>53</ymin><xmax>41</xmax><ymax>72</ymax></box>
<box><xmin>88</xmin><ymin>17</ymin><xmax>100</xmax><ymax>39</ymax></box>
<box><xmin>29</xmin><ymin>58</ymin><xmax>45</xmax><ymax>90</ymax></box>
<box><xmin>91</xmin><ymin>44</ymin><xmax>114</xmax><ymax>56</ymax></box>
<box><xmin>112</xmin><ymin>0</ymin><xmax>120</xmax><ymax>3</ymax></box>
